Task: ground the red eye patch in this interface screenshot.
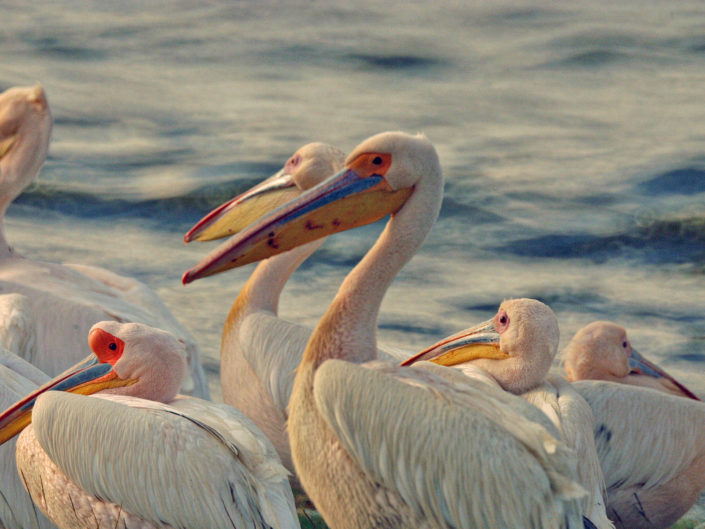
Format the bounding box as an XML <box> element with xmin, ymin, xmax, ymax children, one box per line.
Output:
<box><xmin>347</xmin><ymin>152</ymin><xmax>392</xmax><ymax>178</ymax></box>
<box><xmin>88</xmin><ymin>328</ymin><xmax>125</xmax><ymax>365</ymax></box>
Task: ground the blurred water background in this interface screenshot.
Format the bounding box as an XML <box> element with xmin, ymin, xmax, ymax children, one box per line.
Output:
<box><xmin>2</xmin><ymin>0</ymin><xmax>704</xmax><ymax>438</ymax></box>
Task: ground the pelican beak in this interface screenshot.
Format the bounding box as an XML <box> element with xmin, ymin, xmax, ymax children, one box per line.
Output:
<box><xmin>0</xmin><ymin>134</ymin><xmax>16</xmax><ymax>160</ymax></box>
<box><xmin>183</xmin><ymin>162</ymin><xmax>413</xmax><ymax>283</ymax></box>
<box><xmin>629</xmin><ymin>349</ymin><xmax>701</xmax><ymax>401</ymax></box>
<box><xmin>184</xmin><ymin>169</ymin><xmax>301</xmax><ymax>243</ymax></box>
<box><xmin>0</xmin><ymin>353</ymin><xmax>138</xmax><ymax>445</ymax></box>
<box><xmin>401</xmin><ymin>318</ymin><xmax>510</xmax><ymax>367</ymax></box>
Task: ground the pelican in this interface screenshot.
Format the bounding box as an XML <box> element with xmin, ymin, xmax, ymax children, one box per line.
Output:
<box><xmin>564</xmin><ymin>321</ymin><xmax>700</xmax><ymax>400</ymax></box>
<box><xmin>184</xmin><ymin>132</ymin><xmax>594</xmax><ymax>529</ymax></box>
<box><xmin>402</xmin><ymin>298</ymin><xmax>613</xmax><ymax>529</ymax></box>
<box><xmin>184</xmin><ymin>142</ymin><xmax>343</xmax><ymax>476</ymax></box>
<box><xmin>560</xmin><ymin>321</ymin><xmax>705</xmax><ymax>528</ymax></box>
<box><xmin>0</xmin><ymin>320</ymin><xmax>298</xmax><ymax>529</ymax></box>
<box><xmin>184</xmin><ymin>142</ymin><xmax>407</xmax><ymax>478</ymax></box>
<box><xmin>0</xmin><ymin>84</ymin><xmax>208</xmax><ymax>398</ymax></box>
<box><xmin>0</xmin><ymin>294</ymin><xmax>55</xmax><ymax>529</ymax></box>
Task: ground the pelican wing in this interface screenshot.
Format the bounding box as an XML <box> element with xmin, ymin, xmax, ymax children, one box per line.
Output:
<box><xmin>0</xmin><ymin>294</ymin><xmax>40</xmax><ymax>371</ymax></box>
<box><xmin>240</xmin><ymin>311</ymin><xmax>312</xmax><ymax>415</ymax></box>
<box><xmin>31</xmin><ymin>391</ymin><xmax>297</xmax><ymax>529</ymax></box>
<box><xmin>0</xmin><ymin>350</ymin><xmax>45</xmax><ymax>398</ymax></box>
<box><xmin>0</xmin><ymin>349</ymin><xmax>54</xmax><ymax>529</ymax></box>
<box><xmin>524</xmin><ymin>376</ymin><xmax>612</xmax><ymax>528</ymax></box>
<box><xmin>574</xmin><ymin>380</ymin><xmax>705</xmax><ymax>492</ymax></box>
<box><xmin>240</xmin><ymin>312</ymin><xmax>406</xmax><ymax>416</ymax></box>
<box><xmin>313</xmin><ymin>359</ymin><xmax>586</xmax><ymax>529</ymax></box>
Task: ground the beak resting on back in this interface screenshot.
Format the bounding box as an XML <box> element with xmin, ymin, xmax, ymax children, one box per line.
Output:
<box><xmin>0</xmin><ymin>354</ymin><xmax>138</xmax><ymax>445</ymax></box>
<box><xmin>402</xmin><ymin>318</ymin><xmax>510</xmax><ymax>367</ymax></box>
<box><xmin>629</xmin><ymin>349</ymin><xmax>701</xmax><ymax>401</ymax></box>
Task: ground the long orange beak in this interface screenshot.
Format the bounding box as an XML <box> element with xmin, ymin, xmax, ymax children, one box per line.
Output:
<box><xmin>0</xmin><ymin>354</ymin><xmax>137</xmax><ymax>444</ymax></box>
<box><xmin>629</xmin><ymin>349</ymin><xmax>700</xmax><ymax>401</ymax></box>
<box><xmin>183</xmin><ymin>165</ymin><xmax>413</xmax><ymax>283</ymax></box>
<box><xmin>402</xmin><ymin>318</ymin><xmax>510</xmax><ymax>367</ymax></box>
<box><xmin>184</xmin><ymin>168</ymin><xmax>300</xmax><ymax>243</ymax></box>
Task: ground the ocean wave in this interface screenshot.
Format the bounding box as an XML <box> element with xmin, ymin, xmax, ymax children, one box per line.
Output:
<box><xmin>636</xmin><ymin>166</ymin><xmax>705</xmax><ymax>196</ymax></box>
<box><xmin>492</xmin><ymin>213</ymin><xmax>705</xmax><ymax>264</ymax></box>
<box><xmin>12</xmin><ymin>178</ymin><xmax>274</xmax><ymax>231</ymax></box>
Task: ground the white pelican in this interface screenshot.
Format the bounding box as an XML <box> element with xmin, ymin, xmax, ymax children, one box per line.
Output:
<box><xmin>0</xmin><ymin>320</ymin><xmax>298</xmax><ymax>529</ymax></box>
<box><xmin>0</xmin><ymin>293</ymin><xmax>55</xmax><ymax>529</ymax></box>
<box><xmin>0</xmin><ymin>84</ymin><xmax>208</xmax><ymax>398</ymax></box>
<box><xmin>184</xmin><ymin>142</ymin><xmax>344</xmax><ymax>476</ymax></box>
<box><xmin>402</xmin><ymin>298</ymin><xmax>613</xmax><ymax>529</ymax></box>
<box><xmin>564</xmin><ymin>321</ymin><xmax>700</xmax><ymax>400</ymax></box>
<box><xmin>184</xmin><ymin>132</ymin><xmax>593</xmax><ymax>529</ymax></box>
<box><xmin>561</xmin><ymin>322</ymin><xmax>705</xmax><ymax>528</ymax></box>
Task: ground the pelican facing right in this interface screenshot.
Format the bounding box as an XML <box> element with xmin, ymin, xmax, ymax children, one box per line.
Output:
<box><xmin>564</xmin><ymin>321</ymin><xmax>700</xmax><ymax>400</ymax></box>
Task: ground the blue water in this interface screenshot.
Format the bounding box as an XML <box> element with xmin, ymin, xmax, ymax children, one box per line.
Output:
<box><xmin>3</xmin><ymin>0</ymin><xmax>705</xmax><ymax>413</ymax></box>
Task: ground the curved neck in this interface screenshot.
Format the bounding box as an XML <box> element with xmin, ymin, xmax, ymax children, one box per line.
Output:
<box><xmin>224</xmin><ymin>238</ymin><xmax>325</xmax><ymax>344</ymax></box>
<box><xmin>241</xmin><ymin>238</ymin><xmax>325</xmax><ymax>315</ymax></box>
<box><xmin>305</xmin><ymin>172</ymin><xmax>443</xmax><ymax>367</ymax></box>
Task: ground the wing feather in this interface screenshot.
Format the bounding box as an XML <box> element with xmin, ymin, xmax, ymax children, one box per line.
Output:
<box><xmin>523</xmin><ymin>377</ymin><xmax>613</xmax><ymax>528</ymax></box>
<box><xmin>574</xmin><ymin>380</ymin><xmax>705</xmax><ymax>492</ymax></box>
<box><xmin>313</xmin><ymin>359</ymin><xmax>586</xmax><ymax>529</ymax></box>
<box><xmin>240</xmin><ymin>312</ymin><xmax>412</xmax><ymax>417</ymax></box>
<box><xmin>31</xmin><ymin>391</ymin><xmax>297</xmax><ymax>529</ymax></box>
<box><xmin>240</xmin><ymin>312</ymin><xmax>311</xmax><ymax>415</ymax></box>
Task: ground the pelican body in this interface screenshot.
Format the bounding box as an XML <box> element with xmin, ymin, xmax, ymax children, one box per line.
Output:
<box><xmin>0</xmin><ymin>321</ymin><xmax>297</xmax><ymax>529</ymax></box>
<box><xmin>562</xmin><ymin>321</ymin><xmax>705</xmax><ymax>528</ymax></box>
<box><xmin>0</xmin><ymin>85</ymin><xmax>208</xmax><ymax>398</ymax></box>
<box><xmin>574</xmin><ymin>380</ymin><xmax>705</xmax><ymax>529</ymax></box>
<box><xmin>184</xmin><ymin>132</ymin><xmax>590</xmax><ymax>529</ymax></box>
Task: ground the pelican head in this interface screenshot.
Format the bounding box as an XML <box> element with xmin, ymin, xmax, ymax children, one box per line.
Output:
<box><xmin>184</xmin><ymin>142</ymin><xmax>345</xmax><ymax>243</ymax></box>
<box><xmin>183</xmin><ymin>131</ymin><xmax>439</xmax><ymax>283</ymax></box>
<box><xmin>564</xmin><ymin>321</ymin><xmax>700</xmax><ymax>400</ymax></box>
<box><xmin>564</xmin><ymin>321</ymin><xmax>631</xmax><ymax>381</ymax></box>
<box><xmin>403</xmin><ymin>298</ymin><xmax>559</xmax><ymax>394</ymax></box>
<box><xmin>0</xmin><ymin>85</ymin><xmax>52</xmax><ymax>209</ymax></box>
<box><xmin>0</xmin><ymin>321</ymin><xmax>187</xmax><ymax>444</ymax></box>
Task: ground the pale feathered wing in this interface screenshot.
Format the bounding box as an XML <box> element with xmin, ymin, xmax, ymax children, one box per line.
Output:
<box><xmin>574</xmin><ymin>380</ymin><xmax>705</xmax><ymax>493</ymax></box>
<box><xmin>0</xmin><ymin>347</ymin><xmax>55</xmax><ymax>529</ymax></box>
<box><xmin>0</xmin><ymin>294</ymin><xmax>39</xmax><ymax>371</ymax></box>
<box><xmin>240</xmin><ymin>310</ymin><xmax>409</xmax><ymax>417</ymax></box>
<box><xmin>523</xmin><ymin>376</ymin><xmax>613</xmax><ymax>529</ymax></box>
<box><xmin>239</xmin><ymin>311</ymin><xmax>314</xmax><ymax>416</ymax></box>
<box><xmin>30</xmin><ymin>391</ymin><xmax>298</xmax><ymax>529</ymax></box>
<box><xmin>313</xmin><ymin>359</ymin><xmax>587</xmax><ymax>529</ymax></box>
<box><xmin>0</xmin><ymin>260</ymin><xmax>208</xmax><ymax>398</ymax></box>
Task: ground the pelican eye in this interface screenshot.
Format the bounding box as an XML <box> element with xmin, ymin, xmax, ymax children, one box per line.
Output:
<box><xmin>499</xmin><ymin>315</ymin><xmax>508</xmax><ymax>325</ymax></box>
<box><xmin>109</xmin><ymin>342</ymin><xmax>118</xmax><ymax>351</ymax></box>
<box><xmin>622</xmin><ymin>341</ymin><xmax>627</xmax><ymax>348</ymax></box>
<box><xmin>372</xmin><ymin>156</ymin><xmax>383</xmax><ymax>165</ymax></box>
